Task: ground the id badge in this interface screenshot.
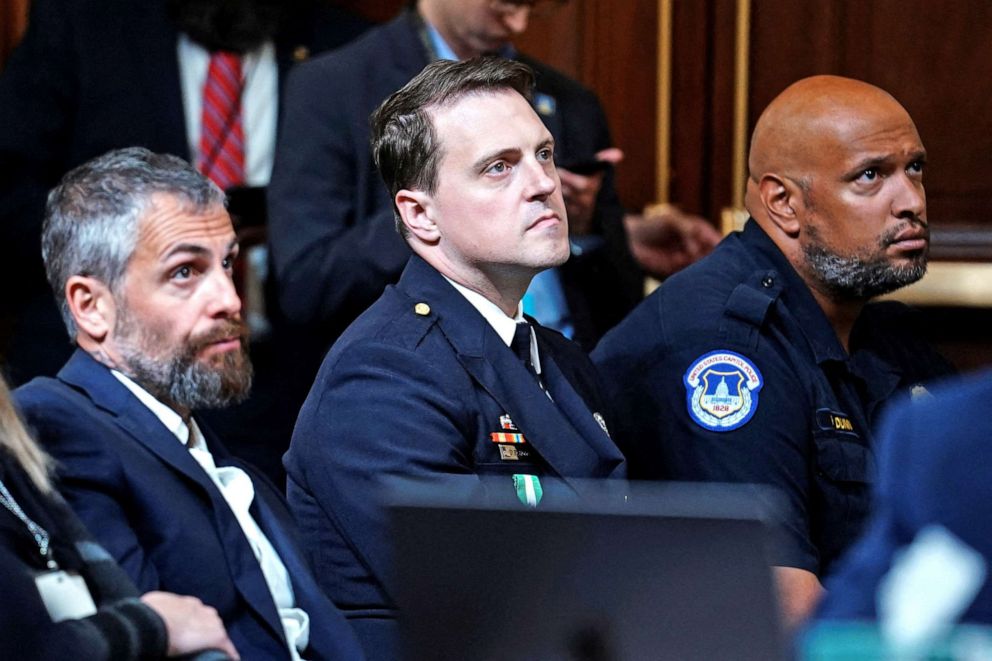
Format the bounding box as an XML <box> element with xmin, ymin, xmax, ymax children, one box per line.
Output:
<box><xmin>35</xmin><ymin>570</ymin><xmax>97</xmax><ymax>622</ymax></box>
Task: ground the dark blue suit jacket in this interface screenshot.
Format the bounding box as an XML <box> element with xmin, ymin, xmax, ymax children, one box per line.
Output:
<box><xmin>285</xmin><ymin>255</ymin><xmax>626</xmax><ymax>660</ymax></box>
<box><xmin>14</xmin><ymin>350</ymin><xmax>365</xmax><ymax>660</ymax></box>
<box><xmin>267</xmin><ymin>10</ymin><xmax>642</xmax><ymax>351</ymax></box>
<box><xmin>816</xmin><ymin>370</ymin><xmax>992</xmax><ymax>625</ymax></box>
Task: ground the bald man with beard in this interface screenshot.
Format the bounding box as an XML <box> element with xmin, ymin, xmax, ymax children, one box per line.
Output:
<box><xmin>593</xmin><ymin>76</ymin><xmax>954</xmax><ymax>625</ymax></box>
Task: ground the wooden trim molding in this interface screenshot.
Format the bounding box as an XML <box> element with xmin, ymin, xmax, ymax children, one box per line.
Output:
<box><xmin>720</xmin><ymin>207</ymin><xmax>749</xmax><ymax>235</ymax></box>
<box><xmin>882</xmin><ymin>262</ymin><xmax>992</xmax><ymax>308</ymax></box>
<box><xmin>731</xmin><ymin>0</ymin><xmax>751</xmax><ymax>210</ymax></box>
<box><xmin>655</xmin><ymin>0</ymin><xmax>673</xmax><ymax>202</ymax></box>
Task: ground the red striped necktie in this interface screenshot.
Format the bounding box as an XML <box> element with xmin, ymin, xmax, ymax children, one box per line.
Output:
<box><xmin>198</xmin><ymin>51</ymin><xmax>245</xmax><ymax>190</ymax></box>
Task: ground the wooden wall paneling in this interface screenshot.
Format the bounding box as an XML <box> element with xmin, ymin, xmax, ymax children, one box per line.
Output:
<box><xmin>668</xmin><ymin>0</ymin><xmax>712</xmax><ymax>216</ymax></box>
<box><xmin>667</xmin><ymin>0</ymin><xmax>738</xmax><ymax>224</ymax></box>
<box><xmin>747</xmin><ymin>1</ymin><xmax>845</xmax><ymax>119</ymax></box>
<box><xmin>579</xmin><ymin>0</ymin><xmax>658</xmax><ymax>211</ymax></box>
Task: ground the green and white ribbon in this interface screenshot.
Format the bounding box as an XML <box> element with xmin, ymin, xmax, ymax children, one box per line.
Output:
<box><xmin>513</xmin><ymin>474</ymin><xmax>543</xmax><ymax>508</ymax></box>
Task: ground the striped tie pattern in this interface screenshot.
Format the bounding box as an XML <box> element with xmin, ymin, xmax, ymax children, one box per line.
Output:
<box><xmin>198</xmin><ymin>51</ymin><xmax>244</xmax><ymax>190</ymax></box>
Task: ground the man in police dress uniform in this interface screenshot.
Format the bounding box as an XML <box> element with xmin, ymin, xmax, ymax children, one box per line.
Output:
<box><xmin>285</xmin><ymin>57</ymin><xmax>625</xmax><ymax>661</ymax></box>
<box><xmin>593</xmin><ymin>75</ymin><xmax>953</xmax><ymax>626</ymax></box>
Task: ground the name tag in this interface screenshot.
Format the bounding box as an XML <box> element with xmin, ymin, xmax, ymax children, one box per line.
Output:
<box><xmin>815</xmin><ymin>408</ymin><xmax>858</xmax><ymax>435</ymax></box>
<box><xmin>36</xmin><ymin>570</ymin><xmax>97</xmax><ymax>622</ymax></box>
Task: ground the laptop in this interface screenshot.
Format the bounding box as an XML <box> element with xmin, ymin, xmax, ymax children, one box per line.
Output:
<box><xmin>388</xmin><ymin>479</ymin><xmax>786</xmax><ymax>661</ymax></box>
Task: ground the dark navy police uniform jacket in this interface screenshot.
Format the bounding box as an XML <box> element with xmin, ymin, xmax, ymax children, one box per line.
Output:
<box><xmin>593</xmin><ymin>219</ymin><xmax>953</xmax><ymax>577</ymax></box>
<box><xmin>817</xmin><ymin>371</ymin><xmax>992</xmax><ymax>624</ymax></box>
<box><xmin>286</xmin><ymin>255</ymin><xmax>626</xmax><ymax>660</ymax></box>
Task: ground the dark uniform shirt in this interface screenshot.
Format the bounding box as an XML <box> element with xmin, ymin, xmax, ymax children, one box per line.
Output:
<box><xmin>593</xmin><ymin>219</ymin><xmax>954</xmax><ymax>576</ymax></box>
<box><xmin>816</xmin><ymin>369</ymin><xmax>992</xmax><ymax>625</ymax></box>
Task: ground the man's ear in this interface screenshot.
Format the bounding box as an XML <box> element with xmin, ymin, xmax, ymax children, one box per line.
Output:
<box><xmin>396</xmin><ymin>189</ymin><xmax>440</xmax><ymax>243</ymax></box>
<box><xmin>757</xmin><ymin>173</ymin><xmax>803</xmax><ymax>237</ymax></box>
<box><xmin>65</xmin><ymin>276</ymin><xmax>116</xmax><ymax>342</ymax></box>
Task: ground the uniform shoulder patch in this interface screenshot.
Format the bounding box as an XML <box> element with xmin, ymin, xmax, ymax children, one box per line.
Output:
<box><xmin>683</xmin><ymin>350</ymin><xmax>764</xmax><ymax>432</ymax></box>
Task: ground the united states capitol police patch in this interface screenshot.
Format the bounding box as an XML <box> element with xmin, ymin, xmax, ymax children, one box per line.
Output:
<box><xmin>683</xmin><ymin>350</ymin><xmax>764</xmax><ymax>432</ymax></box>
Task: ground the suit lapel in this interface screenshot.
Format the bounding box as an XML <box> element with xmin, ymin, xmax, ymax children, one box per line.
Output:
<box><xmin>59</xmin><ymin>352</ymin><xmax>217</xmax><ymax>496</ymax></box>
<box><xmin>241</xmin><ymin>477</ymin><xmax>342</xmax><ymax>657</ymax></box>
<box><xmin>187</xmin><ymin>425</ymin><xmax>290</xmax><ymax>647</ymax></box>
<box><xmin>457</xmin><ymin>332</ymin><xmax>621</xmax><ymax>482</ymax></box>
<box><xmin>538</xmin><ymin>348</ymin><xmax>626</xmax><ymax>477</ymax></box>
<box><xmin>209</xmin><ymin>438</ymin><xmax>311</xmax><ymax>590</ymax></box>
<box><xmin>58</xmin><ymin>352</ymin><xmax>287</xmax><ymax>646</ymax></box>
<box><xmin>239</xmin><ymin>473</ymin><xmax>326</xmax><ymax>617</ymax></box>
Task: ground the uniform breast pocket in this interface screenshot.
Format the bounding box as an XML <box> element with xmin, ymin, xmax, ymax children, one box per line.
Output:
<box><xmin>811</xmin><ymin>431</ymin><xmax>875</xmax><ymax>571</ymax></box>
<box><xmin>813</xmin><ymin>433</ymin><xmax>874</xmax><ymax>484</ymax></box>
<box><xmin>476</xmin><ymin>440</ymin><xmax>545</xmax><ymax>473</ymax></box>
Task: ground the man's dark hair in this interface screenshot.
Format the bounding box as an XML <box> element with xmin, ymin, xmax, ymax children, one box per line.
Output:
<box><xmin>370</xmin><ymin>56</ymin><xmax>535</xmax><ymax>234</ymax></box>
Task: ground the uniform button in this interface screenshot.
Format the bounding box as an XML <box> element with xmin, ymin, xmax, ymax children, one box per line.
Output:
<box><xmin>414</xmin><ymin>303</ymin><xmax>431</xmax><ymax>316</ymax></box>
<box><xmin>761</xmin><ymin>276</ymin><xmax>774</xmax><ymax>288</ymax></box>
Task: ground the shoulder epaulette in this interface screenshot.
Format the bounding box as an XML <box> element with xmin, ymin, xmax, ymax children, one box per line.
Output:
<box><xmin>720</xmin><ymin>269</ymin><xmax>783</xmax><ymax>347</ymax></box>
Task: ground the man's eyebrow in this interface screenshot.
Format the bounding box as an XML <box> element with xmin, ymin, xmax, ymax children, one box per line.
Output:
<box><xmin>471</xmin><ymin>147</ymin><xmax>521</xmax><ymax>172</ymax></box>
<box><xmin>470</xmin><ymin>137</ymin><xmax>556</xmax><ymax>172</ymax></box>
<box><xmin>846</xmin><ymin>149</ymin><xmax>928</xmax><ymax>178</ymax></box>
<box><xmin>163</xmin><ymin>243</ymin><xmax>209</xmax><ymax>260</ymax></box>
<box><xmin>842</xmin><ymin>154</ymin><xmax>893</xmax><ymax>179</ymax></box>
<box><xmin>162</xmin><ymin>238</ymin><xmax>239</xmax><ymax>260</ymax></box>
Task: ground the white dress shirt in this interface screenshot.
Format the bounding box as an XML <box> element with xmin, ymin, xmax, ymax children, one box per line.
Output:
<box><xmin>112</xmin><ymin>371</ymin><xmax>310</xmax><ymax>659</ymax></box>
<box><xmin>177</xmin><ymin>34</ymin><xmax>278</xmax><ymax>186</ymax></box>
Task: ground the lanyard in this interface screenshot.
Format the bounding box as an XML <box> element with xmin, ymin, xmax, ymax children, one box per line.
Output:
<box><xmin>0</xmin><ymin>477</ymin><xmax>57</xmax><ymax>570</ymax></box>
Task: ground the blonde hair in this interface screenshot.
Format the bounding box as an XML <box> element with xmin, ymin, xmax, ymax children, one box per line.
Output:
<box><xmin>0</xmin><ymin>376</ymin><xmax>52</xmax><ymax>493</ymax></box>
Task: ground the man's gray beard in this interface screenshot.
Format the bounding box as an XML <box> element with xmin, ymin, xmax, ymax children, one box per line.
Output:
<box><xmin>802</xmin><ymin>237</ymin><xmax>928</xmax><ymax>301</ymax></box>
<box><xmin>115</xmin><ymin>316</ymin><xmax>253</xmax><ymax>410</ymax></box>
